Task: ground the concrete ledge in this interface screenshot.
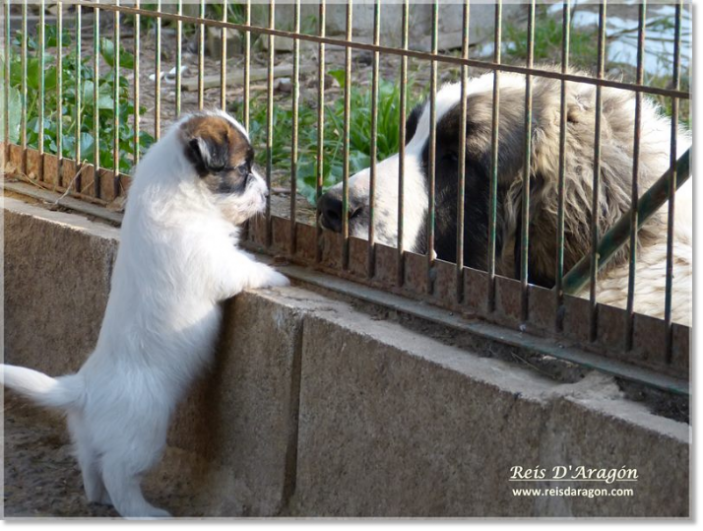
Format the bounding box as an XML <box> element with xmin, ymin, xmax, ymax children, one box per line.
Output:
<box><xmin>2</xmin><ymin>198</ymin><xmax>690</xmax><ymax>517</ymax></box>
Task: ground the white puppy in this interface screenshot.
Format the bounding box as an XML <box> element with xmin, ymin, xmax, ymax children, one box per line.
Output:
<box><xmin>1</xmin><ymin>110</ymin><xmax>288</xmax><ymax>518</ymax></box>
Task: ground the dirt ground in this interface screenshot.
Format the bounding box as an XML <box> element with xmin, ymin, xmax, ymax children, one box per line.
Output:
<box><xmin>3</xmin><ymin>395</ymin><xmax>233</xmax><ymax>518</ymax></box>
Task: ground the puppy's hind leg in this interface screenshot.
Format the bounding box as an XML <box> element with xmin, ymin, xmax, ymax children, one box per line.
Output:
<box><xmin>68</xmin><ymin>412</ymin><xmax>110</xmax><ymax>505</ymax></box>
<box><xmin>100</xmin><ymin>421</ymin><xmax>172</xmax><ymax>519</ymax></box>
<box><xmin>101</xmin><ymin>454</ymin><xmax>171</xmax><ymax>519</ymax></box>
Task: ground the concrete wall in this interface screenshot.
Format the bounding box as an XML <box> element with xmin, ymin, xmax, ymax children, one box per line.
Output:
<box><xmin>3</xmin><ymin>198</ymin><xmax>690</xmax><ymax>517</ymax></box>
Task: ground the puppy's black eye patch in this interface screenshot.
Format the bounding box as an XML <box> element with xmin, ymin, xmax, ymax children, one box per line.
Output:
<box><xmin>186</xmin><ymin>137</ymin><xmax>232</xmax><ymax>177</ymax></box>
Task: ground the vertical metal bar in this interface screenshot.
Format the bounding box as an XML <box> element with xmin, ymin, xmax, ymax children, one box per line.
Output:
<box><xmin>38</xmin><ymin>0</ymin><xmax>45</xmax><ymax>158</ymax></box>
<box><xmin>626</xmin><ymin>1</ymin><xmax>647</xmax><ymax>350</ymax></box>
<box><xmin>665</xmin><ymin>0</ymin><xmax>683</xmax><ymax>362</ymax></box>
<box><xmin>520</xmin><ymin>0</ymin><xmax>536</xmax><ymax>321</ymax></box>
<box><xmin>487</xmin><ymin>0</ymin><xmax>502</xmax><ymax>312</ymax></box>
<box><xmin>367</xmin><ymin>0</ymin><xmax>380</xmax><ymax>278</ymax></box>
<box><xmin>341</xmin><ymin>0</ymin><xmax>353</xmax><ymax>269</ymax></box>
<box><xmin>265</xmin><ymin>0</ymin><xmax>275</xmax><ymax>247</ymax></box>
<box><xmin>315</xmin><ymin>0</ymin><xmax>326</xmax><ymax>263</ymax></box>
<box><xmin>241</xmin><ymin>0</ymin><xmax>252</xmax><ymax>244</ymax></box>
<box><xmin>133</xmin><ymin>0</ymin><xmax>140</xmax><ymax>166</ymax></box>
<box><xmin>93</xmin><ymin>1</ymin><xmax>100</xmax><ymax>195</ymax></box>
<box><xmin>154</xmin><ymin>0</ymin><xmax>161</xmax><ymax>140</ymax></box>
<box><xmin>220</xmin><ymin>0</ymin><xmax>228</xmax><ymax>111</ymax></box>
<box><xmin>175</xmin><ymin>0</ymin><xmax>182</xmax><ymax>117</ymax></box>
<box><xmin>426</xmin><ymin>0</ymin><xmax>438</xmax><ymax>294</ymax></box>
<box><xmin>20</xmin><ymin>1</ymin><xmax>29</xmax><ymax>150</ymax></box>
<box><xmin>113</xmin><ymin>0</ymin><xmax>120</xmax><ymax>194</ymax></box>
<box><xmin>74</xmin><ymin>1</ymin><xmax>81</xmax><ymax>175</ymax></box>
<box><xmin>56</xmin><ymin>0</ymin><xmax>63</xmax><ymax>186</ymax></box>
<box><xmin>3</xmin><ymin>0</ymin><xmax>9</xmax><ymax>153</ymax></box>
<box><xmin>21</xmin><ymin>0</ymin><xmax>27</xmax><ymax>148</ymax></box>
<box><xmin>290</xmin><ymin>0</ymin><xmax>301</xmax><ymax>253</ymax></box>
<box><xmin>456</xmin><ymin>0</ymin><xmax>469</xmax><ymax>303</ymax></box>
<box><xmin>198</xmin><ymin>0</ymin><xmax>205</xmax><ymax>110</ymax></box>
<box><xmin>555</xmin><ymin>0</ymin><xmax>570</xmax><ymax>331</ymax></box>
<box><xmin>396</xmin><ymin>0</ymin><xmax>409</xmax><ymax>286</ymax></box>
<box><xmin>243</xmin><ymin>0</ymin><xmax>251</xmax><ymax>131</ymax></box>
<box><xmin>589</xmin><ymin>1</ymin><xmax>607</xmax><ymax>342</ymax></box>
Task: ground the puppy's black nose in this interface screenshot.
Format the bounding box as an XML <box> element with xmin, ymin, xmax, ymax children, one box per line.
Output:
<box><xmin>318</xmin><ymin>192</ymin><xmax>363</xmax><ymax>233</ymax></box>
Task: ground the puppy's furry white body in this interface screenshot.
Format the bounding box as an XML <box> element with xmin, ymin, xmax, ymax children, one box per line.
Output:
<box><xmin>2</xmin><ymin>110</ymin><xmax>287</xmax><ymax>518</ymax></box>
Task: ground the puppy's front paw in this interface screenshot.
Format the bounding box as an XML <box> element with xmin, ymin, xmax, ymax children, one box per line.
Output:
<box><xmin>250</xmin><ymin>266</ymin><xmax>290</xmax><ymax>289</ymax></box>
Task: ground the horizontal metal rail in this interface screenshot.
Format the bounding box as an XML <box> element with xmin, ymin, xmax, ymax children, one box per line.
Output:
<box><xmin>69</xmin><ymin>0</ymin><xmax>689</xmax><ymax>100</ymax></box>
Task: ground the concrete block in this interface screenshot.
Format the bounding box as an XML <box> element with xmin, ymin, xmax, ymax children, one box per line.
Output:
<box><xmin>537</xmin><ymin>374</ymin><xmax>689</xmax><ymax>517</ymax></box>
<box><xmin>167</xmin><ymin>287</ymin><xmax>336</xmax><ymax>516</ymax></box>
<box><xmin>295</xmin><ymin>307</ymin><xmax>557</xmax><ymax>516</ymax></box>
<box><xmin>3</xmin><ymin>198</ymin><xmax>119</xmax><ymax>374</ymax></box>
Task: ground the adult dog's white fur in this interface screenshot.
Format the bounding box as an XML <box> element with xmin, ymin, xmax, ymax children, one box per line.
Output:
<box><xmin>1</xmin><ymin>110</ymin><xmax>288</xmax><ymax>518</ymax></box>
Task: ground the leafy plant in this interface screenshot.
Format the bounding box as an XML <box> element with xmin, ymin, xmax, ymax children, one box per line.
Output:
<box><xmin>2</xmin><ymin>24</ymin><xmax>154</xmax><ymax>175</ymax></box>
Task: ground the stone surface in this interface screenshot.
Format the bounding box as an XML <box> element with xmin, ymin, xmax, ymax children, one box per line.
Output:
<box><xmin>294</xmin><ymin>307</ymin><xmax>556</xmax><ymax>517</ymax></box>
<box><xmin>537</xmin><ymin>374</ymin><xmax>690</xmax><ymax>518</ymax></box>
<box><xmin>168</xmin><ymin>288</ymin><xmax>319</xmax><ymax>516</ymax></box>
<box><xmin>3</xmin><ymin>199</ymin><xmax>119</xmax><ymax>374</ymax></box>
<box><xmin>2</xmin><ymin>198</ymin><xmax>690</xmax><ymax>518</ymax></box>
<box><xmin>293</xmin><ymin>308</ymin><xmax>689</xmax><ymax>517</ymax></box>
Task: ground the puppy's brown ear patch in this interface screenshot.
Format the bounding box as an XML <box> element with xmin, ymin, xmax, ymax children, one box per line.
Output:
<box><xmin>180</xmin><ymin>115</ymin><xmax>251</xmax><ymax>177</ymax></box>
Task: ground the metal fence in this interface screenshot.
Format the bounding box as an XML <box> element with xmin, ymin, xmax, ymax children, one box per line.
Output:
<box><xmin>1</xmin><ymin>0</ymin><xmax>691</xmax><ymax>393</ymax></box>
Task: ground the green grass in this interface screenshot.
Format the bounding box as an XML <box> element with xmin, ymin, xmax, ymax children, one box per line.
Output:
<box><xmin>503</xmin><ymin>11</ymin><xmax>599</xmax><ymax>69</ymax></box>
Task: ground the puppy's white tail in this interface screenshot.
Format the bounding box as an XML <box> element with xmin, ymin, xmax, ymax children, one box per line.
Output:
<box><xmin>1</xmin><ymin>364</ymin><xmax>84</xmax><ymax>409</ymax></box>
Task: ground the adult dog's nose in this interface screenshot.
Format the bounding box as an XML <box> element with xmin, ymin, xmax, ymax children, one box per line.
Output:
<box><xmin>318</xmin><ymin>192</ymin><xmax>363</xmax><ymax>233</ymax></box>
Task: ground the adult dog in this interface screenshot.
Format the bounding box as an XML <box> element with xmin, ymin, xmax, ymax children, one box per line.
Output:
<box><xmin>1</xmin><ymin>110</ymin><xmax>289</xmax><ymax>518</ymax></box>
<box><xmin>319</xmin><ymin>71</ymin><xmax>692</xmax><ymax>324</ymax></box>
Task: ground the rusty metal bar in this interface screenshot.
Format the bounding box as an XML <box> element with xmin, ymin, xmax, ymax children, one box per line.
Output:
<box><xmin>197</xmin><ymin>0</ymin><xmax>205</xmax><ymax>110</ymax></box>
<box><xmin>66</xmin><ymin>1</ymin><xmax>690</xmax><ymax>101</ymax></box>
<box><xmin>426</xmin><ymin>0</ymin><xmax>438</xmax><ymax>294</ymax></box>
<box><xmin>133</xmin><ymin>0</ymin><xmax>141</xmax><ymax>166</ymax></box>
<box><xmin>74</xmin><ymin>1</ymin><xmax>81</xmax><ymax>175</ymax></box>
<box><xmin>38</xmin><ymin>0</ymin><xmax>45</xmax><ymax>158</ymax></box>
<box><xmin>396</xmin><ymin>0</ymin><xmax>409</xmax><ymax>286</ymax></box>
<box><xmin>290</xmin><ymin>0</ymin><xmax>301</xmax><ymax>253</ymax></box>
<box><xmin>20</xmin><ymin>0</ymin><xmax>27</xmax><ymax>149</ymax></box>
<box><xmin>456</xmin><ymin>0</ymin><xmax>469</xmax><ymax>303</ymax></box>
<box><xmin>175</xmin><ymin>0</ymin><xmax>182</xmax><ymax>117</ymax></box>
<box><xmin>93</xmin><ymin>1</ymin><xmax>100</xmax><ymax>194</ymax></box>
<box><xmin>314</xmin><ymin>0</ymin><xmax>326</xmax><ymax>264</ymax></box>
<box><xmin>487</xmin><ymin>0</ymin><xmax>502</xmax><ymax>312</ymax></box>
<box><xmin>220</xmin><ymin>0</ymin><xmax>228</xmax><ymax>111</ymax></box>
<box><xmin>56</xmin><ymin>0</ymin><xmax>64</xmax><ymax>184</ymax></box>
<box><xmin>341</xmin><ymin>0</ymin><xmax>353</xmax><ymax>270</ymax></box>
<box><xmin>113</xmin><ymin>0</ymin><xmax>121</xmax><ymax>191</ymax></box>
<box><xmin>154</xmin><ymin>0</ymin><xmax>161</xmax><ymax>139</ymax></box>
<box><xmin>665</xmin><ymin>0</ymin><xmax>684</xmax><ymax>363</ymax></box>
<box><xmin>243</xmin><ymin>0</ymin><xmax>251</xmax><ymax>131</ymax></box>
<box><xmin>265</xmin><ymin>0</ymin><xmax>275</xmax><ymax>247</ymax></box>
<box><xmin>367</xmin><ymin>0</ymin><xmax>381</xmax><ymax>278</ymax></box>
<box><xmin>589</xmin><ymin>1</ymin><xmax>607</xmax><ymax>342</ymax></box>
<box><xmin>626</xmin><ymin>0</ymin><xmax>647</xmax><ymax>350</ymax></box>
<box><xmin>555</xmin><ymin>0</ymin><xmax>570</xmax><ymax>332</ymax></box>
<box><xmin>3</xmin><ymin>0</ymin><xmax>9</xmax><ymax>153</ymax></box>
<box><xmin>520</xmin><ymin>0</ymin><xmax>536</xmax><ymax>322</ymax></box>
